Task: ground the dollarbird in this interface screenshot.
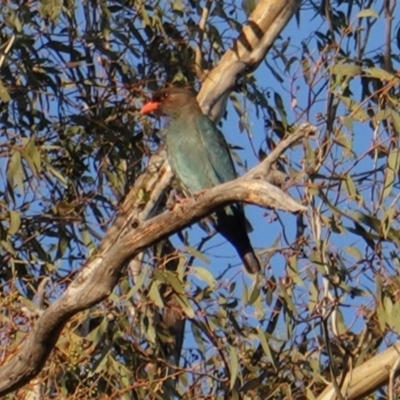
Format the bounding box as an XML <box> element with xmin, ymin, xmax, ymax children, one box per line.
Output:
<box><xmin>140</xmin><ymin>87</ymin><xmax>261</xmax><ymax>274</ymax></box>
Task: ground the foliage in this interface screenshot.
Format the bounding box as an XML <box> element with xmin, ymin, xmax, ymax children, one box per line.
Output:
<box><xmin>1</xmin><ymin>0</ymin><xmax>400</xmax><ymax>398</ymax></box>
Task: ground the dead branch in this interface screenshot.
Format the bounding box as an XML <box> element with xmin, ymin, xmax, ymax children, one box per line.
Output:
<box><xmin>198</xmin><ymin>0</ymin><xmax>301</xmax><ymax>122</ymax></box>
<box><xmin>317</xmin><ymin>342</ymin><xmax>400</xmax><ymax>400</ymax></box>
<box><xmin>0</xmin><ymin>123</ymin><xmax>313</xmax><ymax>396</ymax></box>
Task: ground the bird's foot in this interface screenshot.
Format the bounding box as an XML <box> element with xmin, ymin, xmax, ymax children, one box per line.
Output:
<box><xmin>167</xmin><ymin>191</ymin><xmax>190</xmax><ymax>210</ymax></box>
<box><xmin>174</xmin><ymin>192</ymin><xmax>190</xmax><ymax>204</ymax></box>
<box><xmin>167</xmin><ymin>190</ymin><xmax>206</xmax><ymax>211</ymax></box>
<box><xmin>193</xmin><ymin>189</ymin><xmax>206</xmax><ymax>199</ymax></box>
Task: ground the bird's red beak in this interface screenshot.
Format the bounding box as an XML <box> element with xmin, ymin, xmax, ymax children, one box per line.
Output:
<box><xmin>140</xmin><ymin>100</ymin><xmax>160</xmax><ymax>114</ymax></box>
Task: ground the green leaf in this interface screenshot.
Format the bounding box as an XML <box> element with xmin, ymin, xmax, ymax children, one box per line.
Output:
<box><xmin>306</xmin><ymin>387</ymin><xmax>317</xmax><ymax>400</ymax></box>
<box><xmin>383</xmin><ymin>148</ymin><xmax>399</xmax><ymax>198</ymax></box>
<box><xmin>186</xmin><ymin>246</ymin><xmax>210</xmax><ymax>264</ymax></box>
<box><xmin>376</xmin><ymin>274</ymin><xmax>382</xmax><ymax>300</ymax></box>
<box><xmin>308</xmin><ymin>281</ymin><xmax>318</xmax><ymax>313</ymax></box>
<box><xmin>344</xmin><ymin>246</ymin><xmax>362</xmax><ymax>261</ymax></box>
<box><xmin>384</xmin><ymin>296</ymin><xmax>393</xmax><ymax>328</ymax></box>
<box><xmin>274</xmin><ymin>92</ymin><xmax>288</xmax><ymax>128</ymax></box>
<box><xmin>191</xmin><ymin>322</ymin><xmax>206</xmax><ymax>355</ymax></box>
<box><xmin>1</xmin><ymin>239</ymin><xmax>16</xmax><ymax>256</ymax></box>
<box><xmin>390</xmin><ymin>109</ymin><xmax>400</xmax><ymax>133</ymax></box>
<box><xmin>288</xmin><ymin>255</ymin><xmax>304</xmax><ymax>286</ymax></box>
<box><xmin>0</xmin><ymin>80</ymin><xmax>11</xmax><ymax>102</ymax></box>
<box><xmin>89</xmin><ymin>341</ymin><xmax>113</xmax><ymax>376</ymax></box>
<box><xmin>148</xmin><ymin>281</ymin><xmax>164</xmax><ymax>308</ymax></box>
<box><xmin>356</xmin><ymin>8</ymin><xmax>379</xmax><ymax>19</ymax></box>
<box><xmin>377</xmin><ymin>299</ymin><xmax>386</xmax><ymax>333</ymax></box>
<box><xmin>172</xmin><ymin>0</ymin><xmax>184</xmax><ymax>12</ymax></box>
<box><xmin>39</xmin><ymin>0</ymin><xmax>62</xmax><ymax>22</ymax></box>
<box><xmin>174</xmin><ymin>293</ymin><xmax>195</xmax><ymax>318</ymax></box>
<box><xmin>242</xmin><ymin>0</ymin><xmax>257</xmax><ymax>16</ymax></box>
<box><xmin>5</xmin><ymin>9</ymin><xmax>22</xmax><ymax>32</ymax></box>
<box><xmin>331</xmin><ymin>64</ymin><xmax>362</xmax><ymax>78</ymax></box>
<box><xmin>257</xmin><ymin>327</ymin><xmax>277</xmax><ymax>370</ymax></box>
<box><xmin>8</xmin><ymin>211</ymin><xmax>21</xmax><ymax>235</ymax></box>
<box><xmin>284</xmin><ymin>56</ymin><xmax>299</xmax><ymax>74</ymax></box>
<box><xmin>247</xmin><ymin>280</ymin><xmax>260</xmax><ymax>305</ymax></box>
<box><xmin>164</xmin><ymin>271</ymin><xmax>184</xmax><ymax>293</ymax></box>
<box><xmin>229</xmin><ymin>345</ymin><xmax>239</xmax><ymax>390</ymax></box>
<box><xmin>279</xmin><ymin>284</ymin><xmax>296</xmax><ymax>314</ymax></box>
<box><xmin>111</xmin><ymin>358</ymin><xmax>132</xmax><ymax>388</ymax></box>
<box><xmin>393</xmin><ymin>302</ymin><xmax>400</xmax><ymax>334</ymax></box>
<box><xmin>22</xmin><ymin>140</ymin><xmax>41</xmax><ymax>175</ymax></box>
<box><xmin>44</xmin><ymin>162</ymin><xmax>68</xmax><ymax>187</ymax></box>
<box><xmin>80</xmin><ymin>227</ymin><xmax>95</xmax><ymax>251</ymax></box>
<box><xmin>382</xmin><ymin>207</ymin><xmax>396</xmax><ymax>240</ymax></box>
<box><xmin>144</xmin><ymin>316</ymin><xmax>156</xmax><ymax>343</ymax></box>
<box><xmin>344</xmin><ymin>174</ymin><xmax>359</xmax><ymax>199</ymax></box>
<box><xmin>333</xmin><ymin>308</ymin><xmax>347</xmax><ymax>336</ymax></box>
<box><xmin>7</xmin><ymin>151</ymin><xmax>24</xmax><ymax>193</ymax></box>
<box><xmin>190</xmin><ymin>266</ymin><xmax>216</xmax><ymax>287</ymax></box>
<box><xmin>56</xmin><ymin>227</ymin><xmax>69</xmax><ymax>258</ymax></box>
<box><xmin>335</xmin><ymin>130</ymin><xmax>354</xmax><ymax>158</ymax></box>
<box><xmin>86</xmin><ymin>316</ymin><xmax>108</xmax><ymax>345</ymax></box>
<box><xmin>388</xmin><ymin>147</ymin><xmax>400</xmax><ymax>171</ymax></box>
<box><xmin>126</xmin><ymin>270</ymin><xmax>147</xmax><ymax>298</ymax></box>
<box><xmin>301</xmin><ymin>57</ymin><xmax>312</xmax><ymax>86</ymax></box>
<box><xmin>321</xmin><ymin>190</ymin><xmax>400</xmax><ymax>246</ymax></box>
<box><xmin>338</xmin><ymin>95</ymin><xmax>369</xmax><ymax>122</ymax></box>
<box><xmin>353</xmin><ymin>210</ymin><xmax>400</xmax><ymax>247</ymax></box>
<box><xmin>365</xmin><ymin>67</ymin><xmax>395</xmax><ymax>81</ymax></box>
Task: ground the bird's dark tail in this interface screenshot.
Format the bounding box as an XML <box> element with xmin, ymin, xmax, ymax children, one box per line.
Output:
<box><xmin>242</xmin><ymin>250</ymin><xmax>261</xmax><ymax>274</ymax></box>
<box><xmin>214</xmin><ymin>207</ymin><xmax>261</xmax><ymax>274</ymax></box>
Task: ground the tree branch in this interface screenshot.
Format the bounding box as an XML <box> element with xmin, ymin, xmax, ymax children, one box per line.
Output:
<box><xmin>0</xmin><ymin>123</ymin><xmax>313</xmax><ymax>396</ymax></box>
<box><xmin>317</xmin><ymin>342</ymin><xmax>400</xmax><ymax>400</ymax></box>
<box><xmin>198</xmin><ymin>0</ymin><xmax>301</xmax><ymax>121</ymax></box>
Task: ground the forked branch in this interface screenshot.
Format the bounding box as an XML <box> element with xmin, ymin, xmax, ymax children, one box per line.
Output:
<box><xmin>0</xmin><ymin>123</ymin><xmax>314</xmax><ymax>396</ymax></box>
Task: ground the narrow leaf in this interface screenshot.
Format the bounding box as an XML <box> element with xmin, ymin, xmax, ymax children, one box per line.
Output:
<box><xmin>356</xmin><ymin>8</ymin><xmax>379</xmax><ymax>19</ymax></box>
<box><xmin>190</xmin><ymin>266</ymin><xmax>216</xmax><ymax>287</ymax></box>
<box><xmin>8</xmin><ymin>211</ymin><xmax>21</xmax><ymax>235</ymax></box>
<box><xmin>0</xmin><ymin>80</ymin><xmax>11</xmax><ymax>102</ymax></box>
<box><xmin>229</xmin><ymin>345</ymin><xmax>239</xmax><ymax>390</ymax></box>
<box><xmin>174</xmin><ymin>293</ymin><xmax>195</xmax><ymax>318</ymax></box>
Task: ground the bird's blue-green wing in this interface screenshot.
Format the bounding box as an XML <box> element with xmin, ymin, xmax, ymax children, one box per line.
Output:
<box><xmin>194</xmin><ymin>114</ymin><xmax>238</xmax><ymax>185</ymax></box>
<box><xmin>165</xmin><ymin>117</ymin><xmax>217</xmax><ymax>193</ymax></box>
<box><xmin>194</xmin><ymin>114</ymin><xmax>252</xmax><ymax>227</ymax></box>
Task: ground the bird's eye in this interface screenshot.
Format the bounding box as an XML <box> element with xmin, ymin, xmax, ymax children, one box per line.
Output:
<box><xmin>162</xmin><ymin>93</ymin><xmax>169</xmax><ymax>99</ymax></box>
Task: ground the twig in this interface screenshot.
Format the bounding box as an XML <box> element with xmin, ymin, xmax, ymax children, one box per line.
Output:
<box><xmin>0</xmin><ymin>35</ymin><xmax>15</xmax><ymax>70</ymax></box>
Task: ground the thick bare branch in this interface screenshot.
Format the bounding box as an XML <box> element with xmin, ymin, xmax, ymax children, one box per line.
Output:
<box><xmin>198</xmin><ymin>0</ymin><xmax>301</xmax><ymax>121</ymax></box>
<box><xmin>96</xmin><ymin>148</ymin><xmax>173</xmax><ymax>256</ymax></box>
<box><xmin>317</xmin><ymin>342</ymin><xmax>400</xmax><ymax>400</ymax></box>
<box><xmin>0</xmin><ymin>123</ymin><xmax>313</xmax><ymax>396</ymax></box>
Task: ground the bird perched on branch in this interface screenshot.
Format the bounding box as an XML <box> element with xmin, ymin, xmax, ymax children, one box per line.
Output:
<box><xmin>140</xmin><ymin>87</ymin><xmax>260</xmax><ymax>274</ymax></box>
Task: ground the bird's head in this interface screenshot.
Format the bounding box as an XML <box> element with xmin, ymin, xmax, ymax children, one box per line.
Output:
<box><xmin>140</xmin><ymin>87</ymin><xmax>200</xmax><ymax>118</ymax></box>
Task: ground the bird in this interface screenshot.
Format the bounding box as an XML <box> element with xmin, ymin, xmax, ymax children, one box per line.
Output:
<box><xmin>140</xmin><ymin>87</ymin><xmax>261</xmax><ymax>274</ymax></box>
